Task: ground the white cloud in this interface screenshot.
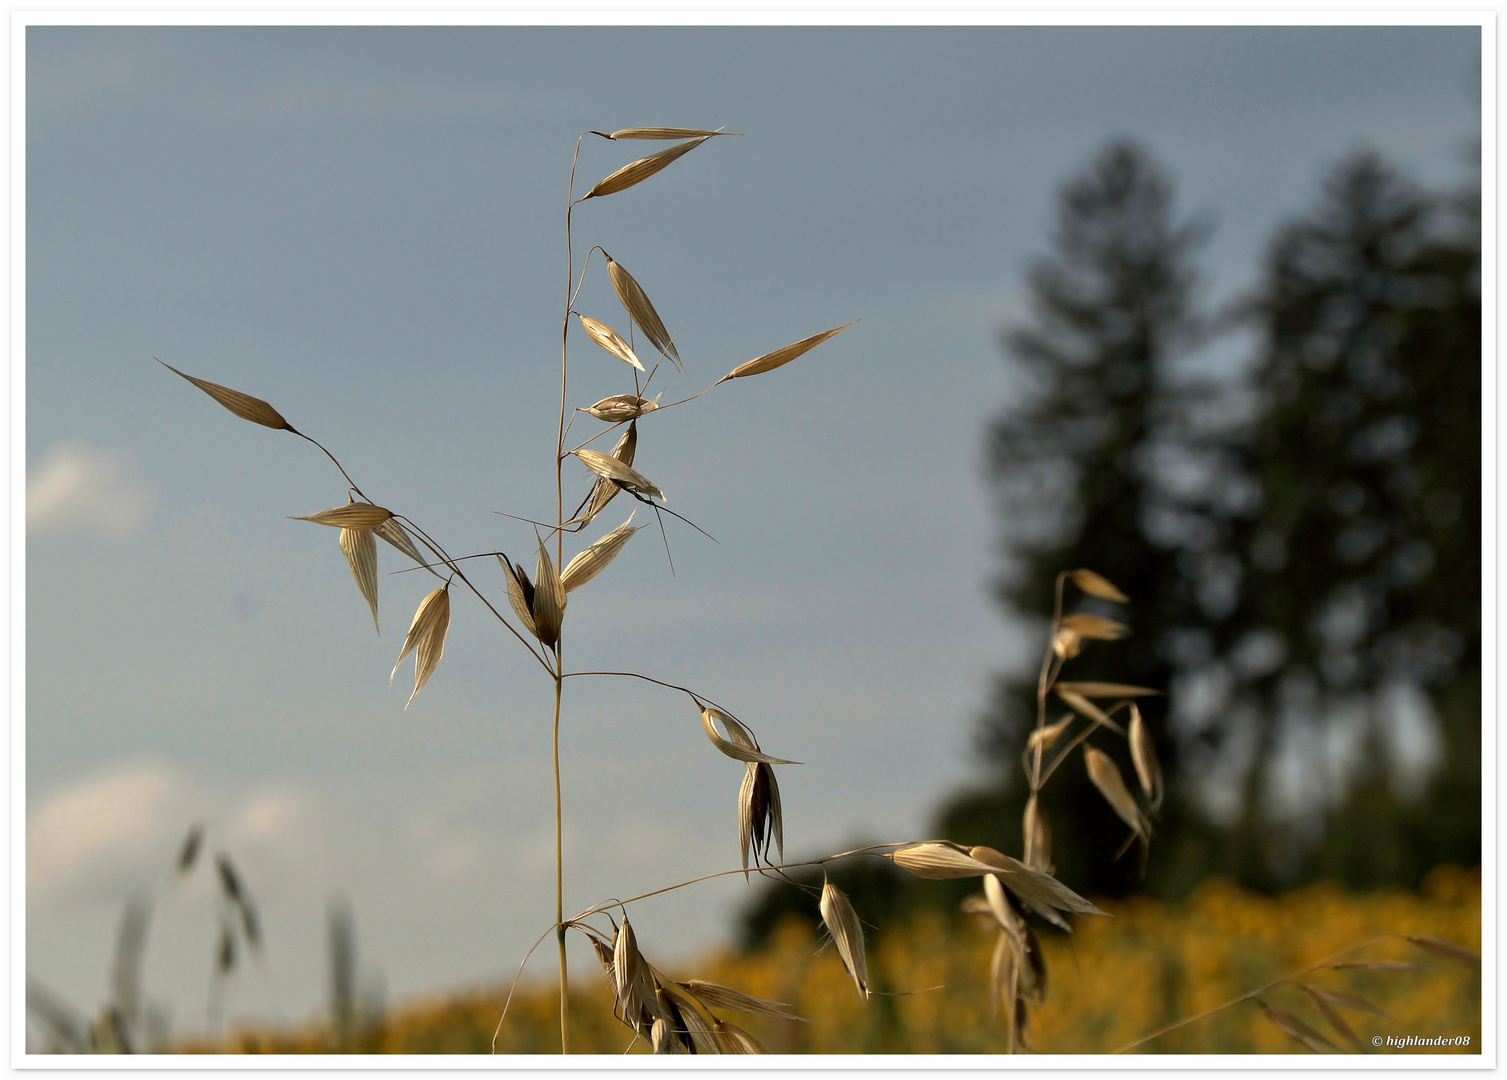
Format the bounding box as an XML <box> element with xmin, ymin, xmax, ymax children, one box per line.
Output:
<box><xmin>26</xmin><ymin>442</ymin><xmax>154</xmax><ymax>538</ymax></box>
<box><xmin>26</xmin><ymin>760</ymin><xmax>186</xmax><ymax>898</ymax></box>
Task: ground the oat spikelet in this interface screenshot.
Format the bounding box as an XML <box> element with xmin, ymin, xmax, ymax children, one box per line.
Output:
<box><xmin>497</xmin><ymin>555</ymin><xmax>537</xmax><ymax>638</ymax></box>
<box><xmin>1300</xmin><ymin>985</ymin><xmax>1368</xmax><ymax>1053</ymax></box>
<box><xmin>561</xmin><ymin>513</ymin><xmax>647</xmax><ymax>593</ymax></box>
<box><xmin>1084</xmin><ymin>746</ymin><xmax>1150</xmax><ymax>842</ymax></box>
<box><xmin>1023</xmin><ymin>794</ymin><xmax>1051</xmax><ymax>872</ymax></box>
<box><xmin>585</xmin><ymin>136</ymin><xmax>709</xmax><ymax>200</ymax></box>
<box><xmin>1404</xmin><ymin>935</ymin><xmax>1481</xmax><ymax>968</ymax></box>
<box><xmin>700</xmin><ymin>708</ymin><xmax>796</xmax><ymax>765</ymax></box>
<box><xmin>1303</xmin><ymin>985</ymin><xmax>1391</xmax><ymax>1019</ymax></box>
<box><xmin>679</xmin><ymin>980</ymin><xmax>801</xmax><ymax>1021</ymax></box>
<box><xmin>1025</xmin><ymin>715</ymin><xmax>1075</xmax><ymax>755</ymax></box>
<box><xmin>339</xmin><ymin>526</ymin><xmax>379</xmax><ymax>633</ymax></box>
<box><xmin>1128</xmin><ymin>704</ymin><xmax>1164</xmax><ymax>812</ymax></box>
<box><xmin>1051</xmin><ymin>627</ymin><xmax>1082</xmax><ymax>660</ymax></box>
<box><xmin>1068</xmin><ymin>568</ymin><xmax>1129</xmax><ymax>602</ymax></box>
<box><xmin>613</xmin><ymin>917</ymin><xmax>659</xmax><ymax>1036</ymax></box>
<box><xmin>968</xmin><ymin>845</ymin><xmax>1105</xmax><ymax>915</ymax></box>
<box><xmin>713</xmin><ymin>1018</ymin><xmax>768</xmax><ymax>1054</ymax></box>
<box><xmin>655</xmin><ymin>979</ymin><xmax>721</xmax><ymax>1053</ymax></box>
<box><xmin>819</xmin><ymin>877</ymin><xmax>868</xmax><ymax>999</ymax></box>
<box><xmin>982</xmin><ymin>872</ymin><xmax>1019</xmax><ymax>936</ymax></box>
<box><xmin>718</xmin><ymin>322</ymin><xmax>856</xmax><ymax>383</ymax></box>
<box><xmin>390</xmin><ymin>584</ymin><xmax>451</xmax><ymax>709</ymax></box>
<box><xmin>293</xmin><ymin>503</ymin><xmax>393</xmax><ymax>529</ymax></box>
<box><xmin>577</xmin><ymin>314</ymin><xmax>645</xmax><ymax>371</ymax></box>
<box><xmin>578</xmin><ymin>422</ymin><xmax>638</xmax><ymax>525</ymax></box>
<box><xmin>157</xmin><ymin>359</ymin><xmax>293</xmax><ymax>431</ymax></box>
<box><xmin>1055</xmin><ymin>691</ymin><xmax>1125</xmax><ymax>735</ymax></box>
<box><xmin>890</xmin><ymin>842</ymin><xmax>998</xmax><ymax>879</ymax></box>
<box><xmin>1059</xmin><ymin>613</ymin><xmax>1129</xmax><ymax>640</ymax></box>
<box><xmin>737</xmin><ymin>761</ymin><xmax>783</xmax><ymax>873</ymax></box>
<box><xmin>374</xmin><ymin>518</ymin><xmax>426</xmax><ymax>567</ymax></box>
<box><xmin>1052</xmin><ymin>681</ymin><xmax>1162</xmax><ymax>698</ymax></box>
<box><xmin>574</xmin><ymin>446</ymin><xmax>665</xmax><ymax>502</ymax></box>
<box><xmin>606</xmin><ymin>256</ymin><xmax>681</xmax><ymax>371</ymax></box>
<box><xmin>586</xmin><ymin>392</ymin><xmax>662</xmax><ymax>422</ymax></box>
<box><xmin>1256</xmin><ymin>999</ymin><xmax>1338</xmax><ymax>1053</ymax></box>
<box><xmin>988</xmin><ymin>929</ymin><xmax>1015</xmax><ymax>1019</ymax></box>
<box><xmin>607</xmin><ymin>126</ymin><xmax>728</xmax><ymax>140</ymax></box>
<box><xmin>531</xmin><ymin>538</ymin><xmax>566</xmax><ymax>649</ymax></box>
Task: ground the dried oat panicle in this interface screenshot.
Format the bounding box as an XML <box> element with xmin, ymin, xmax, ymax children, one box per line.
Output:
<box><xmin>738</xmin><ymin>761</ymin><xmax>783</xmax><ymax>874</ymax></box>
<box><xmin>1068</xmin><ymin>568</ymin><xmax>1129</xmax><ymax>603</ymax></box>
<box><xmin>890</xmin><ymin>842</ymin><xmax>999</xmax><ymax>879</ymax></box>
<box><xmin>390</xmin><ymin>584</ymin><xmax>451</xmax><ymax>709</ymax></box>
<box><xmin>1058</xmin><ymin>612</ymin><xmax>1129</xmax><ymax>641</ymax></box>
<box><xmin>819</xmin><ymin>877</ymin><xmax>868</xmax><ymax>999</ymax></box>
<box><xmin>1084</xmin><ymin>746</ymin><xmax>1150</xmax><ymax>842</ymax></box>
<box><xmin>498</xmin><ymin>555</ymin><xmax>538</xmax><ymax>639</ymax></box>
<box><xmin>576</xmin><ymin>422</ymin><xmax>638</xmax><ymax>526</ymax></box>
<box><xmin>157</xmin><ymin>359</ymin><xmax>294</xmax><ymax>431</ymax></box>
<box><xmin>374</xmin><ymin>517</ymin><xmax>426</xmax><ymax>567</ymax></box>
<box><xmin>716</xmin><ymin>322</ymin><xmax>856</xmax><ymax>384</ymax></box>
<box><xmin>292</xmin><ymin>502</ymin><xmax>394</xmax><ymax>529</ymax></box>
<box><xmin>700</xmin><ymin>707</ymin><xmax>797</xmax><ymax>765</ymax></box>
<box><xmin>561</xmin><ymin>513</ymin><xmax>646</xmax><ymax>593</ymax></box>
<box><xmin>1128</xmin><ymin>704</ymin><xmax>1163</xmax><ymax>812</ymax></box>
<box><xmin>1256</xmin><ymin>999</ymin><xmax>1339</xmax><ymax>1053</ymax></box>
<box><xmin>339</xmin><ymin>525</ymin><xmax>379</xmax><ymax>633</ymax></box>
<box><xmin>585</xmin><ymin>136</ymin><xmax>710</xmax><ymax>200</ymax></box>
<box><xmin>531</xmin><ymin>538</ymin><xmax>566</xmax><ymax>648</ymax></box>
<box><xmin>585</xmin><ymin>392</ymin><xmax>662</xmax><ymax>422</ymax></box>
<box><xmin>573</xmin><ymin>446</ymin><xmax>665</xmax><ymax>502</ymax></box>
<box><xmin>968</xmin><ymin>845</ymin><xmax>1104</xmax><ymax>915</ymax></box>
<box><xmin>607</xmin><ymin>126</ymin><xmax>729</xmax><ymax>140</ymax></box>
<box><xmin>713</xmin><ymin>1017</ymin><xmax>768</xmax><ymax>1054</ymax></box>
<box><xmin>679</xmin><ymin>980</ymin><xmax>801</xmax><ymax>1021</ymax></box>
<box><xmin>1023</xmin><ymin>794</ymin><xmax>1051</xmax><ymax>872</ymax></box>
<box><xmin>1051</xmin><ymin>680</ymin><xmax>1161</xmax><ymax>699</ymax></box>
<box><xmin>576</xmin><ymin>314</ymin><xmax>645</xmax><ymax>371</ymax></box>
<box><xmin>605</xmin><ymin>257</ymin><xmax>681</xmax><ymax>371</ymax></box>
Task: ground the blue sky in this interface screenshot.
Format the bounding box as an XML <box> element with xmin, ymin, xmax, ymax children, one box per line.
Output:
<box><xmin>23</xmin><ymin>23</ymin><xmax>1481</xmax><ymax>1034</ymax></box>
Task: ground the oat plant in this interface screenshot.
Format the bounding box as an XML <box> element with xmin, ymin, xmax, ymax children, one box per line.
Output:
<box><xmin>157</xmin><ymin>125</ymin><xmax>1180</xmax><ymax>1056</ymax></box>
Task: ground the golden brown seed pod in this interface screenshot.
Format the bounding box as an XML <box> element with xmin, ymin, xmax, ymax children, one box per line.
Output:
<box><xmin>717</xmin><ymin>322</ymin><xmax>856</xmax><ymax>383</ymax></box>
<box><xmin>1068</xmin><ymin>568</ymin><xmax>1130</xmax><ymax>603</ymax></box>
<box><xmin>585</xmin><ymin>392</ymin><xmax>662</xmax><ymax>423</ymax></box>
<box><xmin>158</xmin><ymin>359</ymin><xmax>293</xmax><ymax>431</ymax></box>
<box><xmin>292</xmin><ymin>503</ymin><xmax>393</xmax><ymax>529</ymax></box>
<box><xmin>819</xmin><ymin>878</ymin><xmax>868</xmax><ymax>999</ymax></box>
<box><xmin>339</xmin><ymin>526</ymin><xmax>379</xmax><ymax>633</ymax></box>
<box><xmin>1059</xmin><ymin>613</ymin><xmax>1129</xmax><ymax>640</ymax></box>
<box><xmin>576</xmin><ymin>314</ymin><xmax>645</xmax><ymax>371</ymax></box>
<box><xmin>1128</xmin><ymin>704</ymin><xmax>1164</xmax><ymax>812</ymax></box>
<box><xmin>606</xmin><ymin>257</ymin><xmax>681</xmax><ymax>371</ymax></box>
<box><xmin>1084</xmin><ymin>746</ymin><xmax>1150</xmax><ymax>842</ymax></box>
<box><xmin>585</xmin><ymin>136</ymin><xmax>710</xmax><ymax>199</ymax></box>
<box><xmin>390</xmin><ymin>585</ymin><xmax>451</xmax><ymax>709</ymax></box>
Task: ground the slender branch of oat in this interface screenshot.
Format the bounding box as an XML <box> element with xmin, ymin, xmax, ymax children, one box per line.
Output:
<box><xmin>290</xmin><ymin>430</ymin><xmax>369</xmax><ymax>501</ymax></box>
<box><xmin>1111</xmin><ymin>936</ymin><xmax>1389</xmax><ymax>1053</ymax></box>
<box><xmin>1037</xmin><ymin>700</ymin><xmax>1133</xmax><ymax>787</ymax></box>
<box><xmin>490</xmin><ymin>923</ymin><xmax>558</xmax><ymax>1054</ymax></box>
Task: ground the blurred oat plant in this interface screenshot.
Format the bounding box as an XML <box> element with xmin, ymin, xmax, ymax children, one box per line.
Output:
<box><xmin>159</xmin><ymin>126</ymin><xmax>1145</xmax><ymax>1056</ymax></box>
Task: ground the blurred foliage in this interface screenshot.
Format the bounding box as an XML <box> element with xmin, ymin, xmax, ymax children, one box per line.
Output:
<box><xmin>940</xmin><ymin>138</ymin><xmax>1479</xmax><ymax>901</ymax></box>
<box><xmin>174</xmin><ymin>867</ymin><xmax>1479</xmax><ymax>1055</ymax></box>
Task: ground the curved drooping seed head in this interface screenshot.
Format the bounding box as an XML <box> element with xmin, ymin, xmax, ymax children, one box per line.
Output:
<box><xmin>561</xmin><ymin>513</ymin><xmax>647</xmax><ymax>593</ymax></box>
<box><xmin>579</xmin><ymin>422</ymin><xmax>638</xmax><ymax>525</ymax></box>
<box><xmin>293</xmin><ymin>503</ymin><xmax>393</xmax><ymax>529</ymax></box>
<box><xmin>339</xmin><ymin>526</ymin><xmax>379</xmax><ymax>633</ymax></box>
<box><xmin>584</xmin><ymin>136</ymin><xmax>710</xmax><ymax>199</ymax></box>
<box><xmin>157</xmin><ymin>359</ymin><xmax>294</xmax><ymax>431</ymax></box>
<box><xmin>700</xmin><ymin>707</ymin><xmax>797</xmax><ymax>765</ymax></box>
<box><xmin>498</xmin><ymin>555</ymin><xmax>537</xmax><ymax>638</ymax></box>
<box><xmin>574</xmin><ymin>447</ymin><xmax>665</xmax><ymax>503</ymax></box>
<box><xmin>530</xmin><ymin>538</ymin><xmax>566</xmax><ymax>649</ymax></box>
<box><xmin>890</xmin><ymin>842</ymin><xmax>999</xmax><ymax>879</ymax></box>
<box><xmin>390</xmin><ymin>584</ymin><xmax>451</xmax><ymax>709</ymax></box>
<box><xmin>819</xmin><ymin>877</ymin><xmax>868</xmax><ymax>1000</ymax></box>
<box><xmin>605</xmin><ymin>256</ymin><xmax>681</xmax><ymax>371</ymax></box>
<box><xmin>1084</xmin><ymin>746</ymin><xmax>1150</xmax><ymax>841</ymax></box>
<box><xmin>1068</xmin><ymin>568</ymin><xmax>1130</xmax><ymax>603</ymax></box>
<box><xmin>1023</xmin><ymin>794</ymin><xmax>1052</xmax><ymax>872</ymax></box>
<box><xmin>577</xmin><ymin>314</ymin><xmax>645</xmax><ymax>371</ymax></box>
<box><xmin>1128</xmin><ymin>704</ymin><xmax>1164</xmax><ymax>812</ymax></box>
<box><xmin>606</xmin><ymin>126</ymin><xmax>728</xmax><ymax>140</ymax></box>
<box><xmin>968</xmin><ymin>845</ymin><xmax>1105</xmax><ymax>916</ymax></box>
<box><xmin>738</xmin><ymin>761</ymin><xmax>783</xmax><ymax>873</ymax></box>
<box><xmin>717</xmin><ymin>322</ymin><xmax>856</xmax><ymax>384</ymax></box>
<box><xmin>585</xmin><ymin>392</ymin><xmax>662</xmax><ymax>423</ymax></box>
